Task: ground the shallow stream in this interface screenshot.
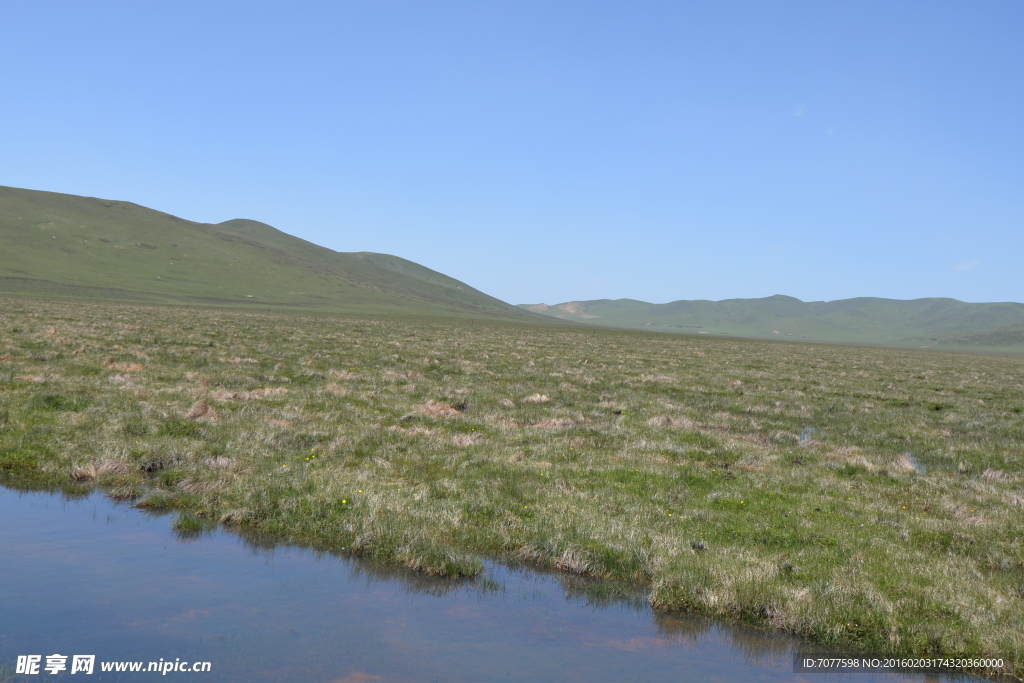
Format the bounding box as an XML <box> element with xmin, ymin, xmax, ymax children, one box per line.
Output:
<box><xmin>0</xmin><ymin>486</ymin><xmax>979</xmax><ymax>682</ymax></box>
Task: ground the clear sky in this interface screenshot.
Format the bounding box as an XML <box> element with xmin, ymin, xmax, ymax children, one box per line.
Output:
<box><xmin>2</xmin><ymin>1</ymin><xmax>1021</xmax><ymax>305</ymax></box>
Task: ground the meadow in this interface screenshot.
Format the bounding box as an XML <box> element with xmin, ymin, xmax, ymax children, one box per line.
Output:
<box><xmin>2</xmin><ymin>296</ymin><xmax>1023</xmax><ymax>674</ymax></box>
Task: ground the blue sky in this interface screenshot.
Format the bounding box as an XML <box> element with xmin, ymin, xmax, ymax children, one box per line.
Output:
<box><xmin>2</xmin><ymin>1</ymin><xmax>1021</xmax><ymax>305</ymax></box>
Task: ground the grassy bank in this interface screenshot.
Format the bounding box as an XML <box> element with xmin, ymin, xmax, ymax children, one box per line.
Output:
<box><xmin>2</xmin><ymin>297</ymin><xmax>1023</xmax><ymax>675</ymax></box>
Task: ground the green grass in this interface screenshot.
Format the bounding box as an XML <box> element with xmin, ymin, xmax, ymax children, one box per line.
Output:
<box><xmin>521</xmin><ymin>295</ymin><xmax>1024</xmax><ymax>352</ymax></box>
<box><xmin>2</xmin><ymin>295</ymin><xmax>1024</xmax><ymax>675</ymax></box>
<box><xmin>0</xmin><ymin>184</ymin><xmax>548</xmax><ymax>321</ymax></box>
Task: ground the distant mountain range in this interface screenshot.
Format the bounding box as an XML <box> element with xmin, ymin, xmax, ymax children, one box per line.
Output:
<box><xmin>519</xmin><ymin>296</ymin><xmax>1024</xmax><ymax>350</ymax></box>
<box><xmin>0</xmin><ymin>185</ymin><xmax>544</xmax><ymax>320</ymax></box>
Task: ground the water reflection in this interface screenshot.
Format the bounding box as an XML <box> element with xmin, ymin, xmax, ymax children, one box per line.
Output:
<box><xmin>0</xmin><ymin>484</ymin><xmax>990</xmax><ymax>683</ymax></box>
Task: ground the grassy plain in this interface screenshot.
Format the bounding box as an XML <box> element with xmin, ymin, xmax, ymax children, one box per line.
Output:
<box><xmin>2</xmin><ymin>297</ymin><xmax>1023</xmax><ymax>674</ymax></box>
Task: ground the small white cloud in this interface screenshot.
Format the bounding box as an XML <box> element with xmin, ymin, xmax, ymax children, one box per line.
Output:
<box><xmin>954</xmin><ymin>259</ymin><xmax>979</xmax><ymax>271</ymax></box>
<box><xmin>826</xmin><ymin>127</ymin><xmax>834</xmax><ymax>136</ymax></box>
<box><xmin>793</xmin><ymin>106</ymin><xmax>805</xmax><ymax>118</ymax></box>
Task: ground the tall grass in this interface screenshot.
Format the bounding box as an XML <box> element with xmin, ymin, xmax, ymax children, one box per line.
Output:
<box><xmin>1</xmin><ymin>296</ymin><xmax>1023</xmax><ymax>675</ymax></box>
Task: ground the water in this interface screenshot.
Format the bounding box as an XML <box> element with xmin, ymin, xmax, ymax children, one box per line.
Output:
<box><xmin>0</xmin><ymin>486</ymin><xmax>981</xmax><ymax>682</ymax></box>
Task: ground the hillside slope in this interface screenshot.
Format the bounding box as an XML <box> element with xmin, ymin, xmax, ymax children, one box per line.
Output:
<box><xmin>520</xmin><ymin>295</ymin><xmax>1024</xmax><ymax>350</ymax></box>
<box><xmin>0</xmin><ymin>185</ymin><xmax>540</xmax><ymax>319</ymax></box>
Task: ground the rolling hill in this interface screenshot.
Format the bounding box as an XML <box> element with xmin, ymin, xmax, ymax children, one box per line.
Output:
<box><xmin>0</xmin><ymin>185</ymin><xmax>542</xmax><ymax>320</ymax></box>
<box><xmin>520</xmin><ymin>295</ymin><xmax>1024</xmax><ymax>351</ymax></box>
<box><xmin>5</xmin><ymin>184</ymin><xmax>1021</xmax><ymax>351</ymax></box>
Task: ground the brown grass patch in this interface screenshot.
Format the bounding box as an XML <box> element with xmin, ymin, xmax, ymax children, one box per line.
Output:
<box><xmin>452</xmin><ymin>434</ymin><xmax>480</xmax><ymax>447</ymax></box>
<box><xmin>98</xmin><ymin>459</ymin><xmax>133</xmax><ymax>475</ymax></box>
<box><xmin>383</xmin><ymin>370</ymin><xmax>425</xmax><ymax>382</ymax></box>
<box><xmin>220</xmin><ymin>357</ymin><xmax>258</xmax><ymax>364</ymax></box>
<box><xmin>531</xmin><ymin>417</ymin><xmax>574</xmax><ymax>429</ymax></box>
<box><xmin>388</xmin><ymin>425</ymin><xmax>432</xmax><ymax>436</ymax></box>
<box><xmin>72</xmin><ymin>465</ymin><xmax>97</xmax><ymax>481</ymax></box>
<box><xmin>186</xmin><ymin>399</ymin><xmax>217</xmax><ymax>421</ymax></box>
<box><xmin>329</xmin><ymin>369</ymin><xmax>359</xmax><ymax>380</ymax></box>
<box><xmin>646</xmin><ymin>414</ymin><xmax>694</xmax><ymax>428</ymax></box>
<box><xmin>67</xmin><ymin>459</ymin><xmax>128</xmax><ymax>479</ymax></box>
<box><xmin>555</xmin><ymin>548</ymin><xmax>598</xmax><ymax>576</ymax></box>
<box><xmin>268</xmin><ymin>418</ymin><xmax>293</xmax><ymax>428</ymax></box>
<box><xmin>982</xmin><ymin>468</ymin><xmax>1008</xmax><ymax>482</ymax></box>
<box><xmin>415</xmin><ymin>400</ymin><xmax>462</xmax><ymax>418</ymax></box>
<box><xmin>212</xmin><ymin>387</ymin><xmax>288</xmax><ymax>401</ymax></box>
<box><xmin>178</xmin><ymin>478</ymin><xmax>222</xmax><ymax>494</ymax></box>
<box><xmin>102</xmin><ymin>358</ymin><xmax>144</xmax><ymax>372</ymax></box>
<box><xmin>522</xmin><ymin>393</ymin><xmax>550</xmax><ymax>404</ymax></box>
<box><xmin>323</xmin><ymin>384</ymin><xmax>348</xmax><ymax>396</ymax></box>
<box><xmin>891</xmin><ymin>454</ymin><xmax>918</xmax><ymax>473</ymax></box>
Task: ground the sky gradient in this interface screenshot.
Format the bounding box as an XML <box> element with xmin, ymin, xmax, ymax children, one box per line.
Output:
<box><xmin>2</xmin><ymin>1</ymin><xmax>1021</xmax><ymax>305</ymax></box>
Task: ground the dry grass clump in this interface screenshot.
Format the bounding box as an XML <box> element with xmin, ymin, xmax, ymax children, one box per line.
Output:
<box><xmin>415</xmin><ymin>400</ymin><xmax>462</xmax><ymax>418</ymax></box>
<box><xmin>185</xmin><ymin>399</ymin><xmax>217</xmax><ymax>421</ymax></box>
<box><xmin>891</xmin><ymin>453</ymin><xmax>919</xmax><ymax>473</ymax></box>
<box><xmin>3</xmin><ymin>297</ymin><xmax>1024</xmax><ymax>673</ymax></box>
<box><xmin>384</xmin><ymin>370</ymin><xmax>424</xmax><ymax>382</ymax></box>
<box><xmin>646</xmin><ymin>414</ymin><xmax>694</xmax><ymax>428</ymax></box>
<box><xmin>212</xmin><ymin>387</ymin><xmax>288</xmax><ymax>400</ymax></box>
<box><xmin>388</xmin><ymin>426</ymin><xmax>432</xmax><ymax>436</ymax></box>
<box><xmin>531</xmin><ymin>417</ymin><xmax>574</xmax><ymax>429</ymax></box>
<box><xmin>981</xmin><ymin>468</ymin><xmax>1008</xmax><ymax>482</ymax></box>
<box><xmin>71</xmin><ymin>464</ymin><xmax>98</xmax><ymax>481</ymax></box>
<box><xmin>640</xmin><ymin>373</ymin><xmax>675</xmax><ymax>383</ymax></box>
<box><xmin>328</xmin><ymin>369</ymin><xmax>359</xmax><ymax>380</ymax></box>
<box><xmin>102</xmin><ymin>358</ymin><xmax>144</xmax><ymax>372</ymax></box>
<box><xmin>97</xmin><ymin>459</ymin><xmax>133</xmax><ymax>475</ymax></box>
<box><xmin>323</xmin><ymin>383</ymin><xmax>348</xmax><ymax>396</ymax></box>
<box><xmin>555</xmin><ymin>547</ymin><xmax>599</xmax><ymax>576</ymax></box>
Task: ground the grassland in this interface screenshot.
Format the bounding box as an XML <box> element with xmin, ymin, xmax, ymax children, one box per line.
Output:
<box><xmin>2</xmin><ymin>296</ymin><xmax>1023</xmax><ymax>675</ymax></box>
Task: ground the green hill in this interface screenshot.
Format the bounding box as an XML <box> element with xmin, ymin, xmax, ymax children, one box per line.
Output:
<box><xmin>520</xmin><ymin>295</ymin><xmax>1024</xmax><ymax>351</ymax></box>
<box><xmin>0</xmin><ymin>185</ymin><xmax>542</xmax><ymax>320</ymax></box>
